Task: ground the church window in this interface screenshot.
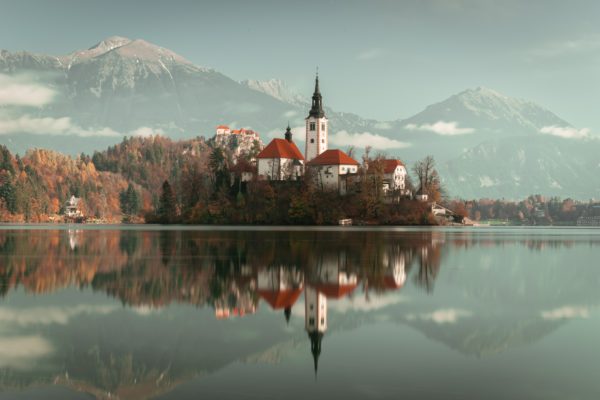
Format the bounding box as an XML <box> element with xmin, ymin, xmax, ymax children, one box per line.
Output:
<box><xmin>310</xmin><ymin>304</ymin><xmax>314</xmax><ymax>310</ymax></box>
<box><xmin>321</xmin><ymin>139</ymin><xmax>324</xmax><ymax>143</ymax></box>
<box><xmin>321</xmin><ymin>123</ymin><xmax>325</xmax><ymax>130</ymax></box>
<box><xmin>310</xmin><ymin>122</ymin><xmax>316</xmax><ymax>130</ymax></box>
<box><xmin>309</xmin><ymin>317</ymin><xmax>315</xmax><ymax>326</ymax></box>
<box><xmin>310</xmin><ymin>139</ymin><xmax>315</xmax><ymax>143</ymax></box>
<box><xmin>321</xmin><ymin>318</ymin><xmax>325</xmax><ymax>324</ymax></box>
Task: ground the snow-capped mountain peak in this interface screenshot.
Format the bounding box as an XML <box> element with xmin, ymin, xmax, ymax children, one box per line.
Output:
<box><xmin>89</xmin><ymin>36</ymin><xmax>132</xmax><ymax>52</ymax></box>
<box><xmin>404</xmin><ymin>86</ymin><xmax>570</xmax><ymax>134</ymax></box>
<box><xmin>240</xmin><ymin>78</ymin><xmax>306</xmax><ymax>105</ymax></box>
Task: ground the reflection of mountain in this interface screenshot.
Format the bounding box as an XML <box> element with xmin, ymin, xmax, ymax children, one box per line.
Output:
<box><xmin>0</xmin><ymin>228</ymin><xmax>599</xmax><ymax>398</ymax></box>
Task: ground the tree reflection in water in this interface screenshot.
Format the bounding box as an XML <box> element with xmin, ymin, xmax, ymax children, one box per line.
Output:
<box><xmin>1</xmin><ymin>228</ymin><xmax>598</xmax><ymax>398</ymax></box>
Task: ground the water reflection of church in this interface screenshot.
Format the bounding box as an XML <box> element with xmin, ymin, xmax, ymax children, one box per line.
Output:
<box><xmin>215</xmin><ymin>250</ymin><xmax>408</xmax><ymax>374</ymax></box>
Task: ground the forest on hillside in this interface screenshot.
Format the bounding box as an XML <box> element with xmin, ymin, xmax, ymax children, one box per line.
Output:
<box><xmin>0</xmin><ymin>135</ymin><xmax>439</xmax><ymax>225</ymax></box>
<box><xmin>1</xmin><ymin>135</ymin><xmax>594</xmax><ymax>225</ymax></box>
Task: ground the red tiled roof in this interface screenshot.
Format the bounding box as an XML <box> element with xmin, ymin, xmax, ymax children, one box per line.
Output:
<box><xmin>216</xmin><ymin>125</ymin><xmax>230</xmax><ymax>130</ymax></box>
<box><xmin>316</xmin><ymin>283</ymin><xmax>358</xmax><ymax>299</ymax></box>
<box><xmin>307</xmin><ymin>149</ymin><xmax>359</xmax><ymax>166</ymax></box>
<box><xmin>368</xmin><ymin>159</ymin><xmax>405</xmax><ymax>174</ymax></box>
<box><xmin>257</xmin><ymin>139</ymin><xmax>304</xmax><ymax>160</ymax></box>
<box><xmin>258</xmin><ymin>289</ymin><xmax>303</xmax><ymax>309</ymax></box>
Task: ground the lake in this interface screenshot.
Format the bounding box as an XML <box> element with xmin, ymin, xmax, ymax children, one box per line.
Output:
<box><xmin>0</xmin><ymin>226</ymin><xmax>599</xmax><ymax>399</ymax></box>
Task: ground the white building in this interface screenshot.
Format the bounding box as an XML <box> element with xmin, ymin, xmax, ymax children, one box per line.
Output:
<box><xmin>306</xmin><ymin>149</ymin><xmax>359</xmax><ymax>194</ymax></box>
<box><xmin>367</xmin><ymin>159</ymin><xmax>409</xmax><ymax>195</ymax></box>
<box><xmin>305</xmin><ymin>285</ymin><xmax>326</xmax><ymax>375</ymax></box>
<box><xmin>305</xmin><ymin>74</ymin><xmax>328</xmax><ymax>162</ymax></box>
<box><xmin>64</xmin><ymin>195</ymin><xmax>83</xmax><ymax>218</ymax></box>
<box><xmin>256</xmin><ymin>126</ymin><xmax>304</xmax><ymax>181</ymax></box>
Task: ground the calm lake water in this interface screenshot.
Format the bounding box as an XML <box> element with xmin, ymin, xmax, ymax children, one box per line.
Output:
<box><xmin>0</xmin><ymin>226</ymin><xmax>599</xmax><ymax>399</ymax></box>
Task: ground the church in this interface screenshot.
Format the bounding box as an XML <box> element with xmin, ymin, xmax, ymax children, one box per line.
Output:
<box><xmin>257</xmin><ymin>74</ymin><xmax>360</xmax><ymax>193</ymax></box>
<box><xmin>256</xmin><ymin>73</ymin><xmax>408</xmax><ymax>195</ymax></box>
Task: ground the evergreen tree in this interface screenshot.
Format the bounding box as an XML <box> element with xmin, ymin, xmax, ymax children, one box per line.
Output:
<box><xmin>157</xmin><ymin>180</ymin><xmax>177</xmax><ymax>223</ymax></box>
<box><xmin>0</xmin><ymin>181</ymin><xmax>16</xmax><ymax>213</ymax></box>
<box><xmin>0</xmin><ymin>146</ymin><xmax>14</xmax><ymax>174</ymax></box>
<box><xmin>119</xmin><ymin>183</ymin><xmax>140</xmax><ymax>218</ymax></box>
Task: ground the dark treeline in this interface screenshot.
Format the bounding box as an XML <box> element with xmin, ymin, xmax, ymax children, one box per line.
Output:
<box><xmin>446</xmin><ymin>195</ymin><xmax>600</xmax><ymax>225</ymax></box>
<box><xmin>1</xmin><ymin>137</ymin><xmax>439</xmax><ymax>224</ymax></box>
<box><xmin>144</xmin><ymin>144</ymin><xmax>439</xmax><ymax>225</ymax></box>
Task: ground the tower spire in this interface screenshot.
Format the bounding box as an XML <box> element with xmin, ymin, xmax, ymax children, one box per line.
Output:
<box><xmin>309</xmin><ymin>331</ymin><xmax>323</xmax><ymax>378</ymax></box>
<box><xmin>284</xmin><ymin>124</ymin><xmax>293</xmax><ymax>142</ymax></box>
<box><xmin>308</xmin><ymin>70</ymin><xmax>325</xmax><ymax>118</ymax></box>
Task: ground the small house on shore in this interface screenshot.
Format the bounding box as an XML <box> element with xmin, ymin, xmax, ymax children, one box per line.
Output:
<box><xmin>64</xmin><ymin>195</ymin><xmax>83</xmax><ymax>219</ymax></box>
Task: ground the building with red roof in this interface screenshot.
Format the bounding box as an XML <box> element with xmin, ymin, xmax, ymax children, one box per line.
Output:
<box><xmin>257</xmin><ymin>266</ymin><xmax>304</xmax><ymax>323</ymax></box>
<box><xmin>214</xmin><ymin>124</ymin><xmax>263</xmax><ymax>161</ymax></box>
<box><xmin>306</xmin><ymin>149</ymin><xmax>359</xmax><ymax>194</ymax></box>
<box><xmin>257</xmin><ymin>126</ymin><xmax>305</xmax><ymax>181</ymax></box>
<box><xmin>367</xmin><ymin>158</ymin><xmax>410</xmax><ymax>195</ymax></box>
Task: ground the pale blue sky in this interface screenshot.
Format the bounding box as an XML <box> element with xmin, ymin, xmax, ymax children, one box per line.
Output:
<box><xmin>1</xmin><ymin>0</ymin><xmax>599</xmax><ymax>130</ymax></box>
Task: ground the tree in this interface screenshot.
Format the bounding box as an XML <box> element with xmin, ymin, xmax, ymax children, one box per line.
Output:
<box><xmin>209</xmin><ymin>147</ymin><xmax>229</xmax><ymax>191</ymax></box>
<box><xmin>119</xmin><ymin>183</ymin><xmax>140</xmax><ymax>219</ymax></box>
<box><xmin>157</xmin><ymin>180</ymin><xmax>177</xmax><ymax>223</ymax></box>
<box><xmin>0</xmin><ymin>181</ymin><xmax>16</xmax><ymax>213</ymax></box>
<box><xmin>412</xmin><ymin>155</ymin><xmax>443</xmax><ymax>202</ymax></box>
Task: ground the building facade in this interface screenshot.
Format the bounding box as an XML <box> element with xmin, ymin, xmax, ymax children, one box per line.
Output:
<box><xmin>256</xmin><ymin>126</ymin><xmax>304</xmax><ymax>181</ymax></box>
<box><xmin>306</xmin><ymin>149</ymin><xmax>359</xmax><ymax>194</ymax></box>
<box><xmin>305</xmin><ymin>75</ymin><xmax>328</xmax><ymax>162</ymax></box>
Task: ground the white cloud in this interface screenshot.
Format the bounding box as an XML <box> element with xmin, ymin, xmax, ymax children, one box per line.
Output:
<box><xmin>357</xmin><ymin>48</ymin><xmax>386</xmax><ymax>61</ymax></box>
<box><xmin>541</xmin><ymin>306</ymin><xmax>589</xmax><ymax>321</ymax></box>
<box><xmin>406</xmin><ymin>308</ymin><xmax>472</xmax><ymax>324</ymax></box>
<box><xmin>374</xmin><ymin>121</ymin><xmax>393</xmax><ymax>130</ymax></box>
<box><xmin>540</xmin><ymin>125</ymin><xmax>590</xmax><ymax>139</ymax></box>
<box><xmin>0</xmin><ymin>73</ymin><xmax>56</xmax><ymax>107</ymax></box>
<box><xmin>0</xmin><ymin>305</ymin><xmax>117</xmax><ymax>326</ymax></box>
<box><xmin>0</xmin><ymin>114</ymin><xmax>169</xmax><ymax>138</ymax></box>
<box><xmin>330</xmin><ymin>130</ymin><xmax>410</xmax><ymax>150</ymax></box>
<box><xmin>0</xmin><ymin>336</ymin><xmax>53</xmax><ymax>369</ymax></box>
<box><xmin>266</xmin><ymin>125</ymin><xmax>306</xmax><ymax>142</ymax></box>
<box><xmin>130</xmin><ymin>126</ymin><xmax>166</xmax><ymax>137</ymax></box>
<box><xmin>263</xmin><ymin>127</ymin><xmax>410</xmax><ymax>151</ymax></box>
<box><xmin>130</xmin><ymin>305</ymin><xmax>162</xmax><ymax>316</ymax></box>
<box><xmin>0</xmin><ymin>115</ymin><xmax>120</xmax><ymax>137</ymax></box>
<box><xmin>283</xmin><ymin>110</ymin><xmax>298</xmax><ymax>118</ymax></box>
<box><xmin>329</xmin><ymin>294</ymin><xmax>405</xmax><ymax>313</ymax></box>
<box><xmin>405</xmin><ymin>121</ymin><xmax>475</xmax><ymax>136</ymax></box>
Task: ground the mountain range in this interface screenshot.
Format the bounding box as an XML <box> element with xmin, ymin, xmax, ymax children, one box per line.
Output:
<box><xmin>1</xmin><ymin>36</ymin><xmax>598</xmax><ymax>199</ymax></box>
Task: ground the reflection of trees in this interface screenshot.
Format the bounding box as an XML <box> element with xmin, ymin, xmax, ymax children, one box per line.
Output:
<box><xmin>0</xmin><ymin>229</ymin><xmax>450</xmax><ymax>307</ymax></box>
<box><xmin>414</xmin><ymin>240</ymin><xmax>443</xmax><ymax>293</ymax></box>
<box><xmin>11</xmin><ymin>228</ymin><xmax>592</xmax><ymax>305</ymax></box>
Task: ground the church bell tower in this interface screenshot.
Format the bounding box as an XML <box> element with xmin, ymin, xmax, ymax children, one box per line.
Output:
<box><xmin>305</xmin><ymin>72</ymin><xmax>328</xmax><ymax>162</ymax></box>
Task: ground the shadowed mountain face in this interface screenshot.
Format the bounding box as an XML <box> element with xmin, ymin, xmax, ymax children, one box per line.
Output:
<box><xmin>2</xmin><ymin>37</ymin><xmax>599</xmax><ymax>199</ymax></box>
<box><xmin>1</xmin><ymin>227</ymin><xmax>600</xmax><ymax>399</ymax></box>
